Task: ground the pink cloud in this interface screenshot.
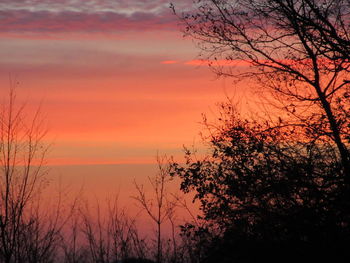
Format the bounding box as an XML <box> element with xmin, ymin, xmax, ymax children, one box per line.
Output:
<box><xmin>161</xmin><ymin>60</ymin><xmax>179</xmax><ymax>64</ymax></box>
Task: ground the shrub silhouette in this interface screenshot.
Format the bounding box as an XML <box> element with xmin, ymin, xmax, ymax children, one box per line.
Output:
<box><xmin>170</xmin><ymin>104</ymin><xmax>350</xmax><ymax>262</ymax></box>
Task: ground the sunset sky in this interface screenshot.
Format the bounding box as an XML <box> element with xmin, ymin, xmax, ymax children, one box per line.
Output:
<box><xmin>0</xmin><ymin>0</ymin><xmax>246</xmax><ymax>167</ymax></box>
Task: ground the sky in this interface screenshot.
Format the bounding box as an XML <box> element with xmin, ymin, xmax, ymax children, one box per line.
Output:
<box><xmin>0</xmin><ymin>0</ymin><xmax>258</xmax><ymax>231</ymax></box>
<box><xmin>0</xmin><ymin>0</ymin><xmax>242</xmax><ymax>166</ymax></box>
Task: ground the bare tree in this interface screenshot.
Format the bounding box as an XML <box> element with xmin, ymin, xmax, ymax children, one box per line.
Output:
<box><xmin>78</xmin><ymin>196</ymin><xmax>148</xmax><ymax>263</ymax></box>
<box><xmin>62</xmin><ymin>215</ymin><xmax>89</xmax><ymax>263</ymax></box>
<box><xmin>0</xmin><ymin>89</ymin><xmax>54</xmax><ymax>262</ymax></box>
<box><xmin>172</xmin><ymin>0</ymin><xmax>350</xmax><ymax>178</ymax></box>
<box><xmin>133</xmin><ymin>156</ymin><xmax>178</xmax><ymax>263</ymax></box>
<box><xmin>18</xmin><ymin>197</ymin><xmax>62</xmax><ymax>263</ymax></box>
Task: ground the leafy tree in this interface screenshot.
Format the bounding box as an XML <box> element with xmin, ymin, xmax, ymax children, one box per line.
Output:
<box><xmin>172</xmin><ymin>3</ymin><xmax>350</xmax><ymax>262</ymax></box>
<box><xmin>170</xmin><ymin>2</ymin><xmax>350</xmax><ymax>261</ymax></box>
<box><xmin>170</xmin><ymin>103</ymin><xmax>350</xmax><ymax>262</ymax></box>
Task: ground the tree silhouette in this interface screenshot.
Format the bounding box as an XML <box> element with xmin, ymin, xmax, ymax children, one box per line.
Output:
<box><xmin>172</xmin><ymin>0</ymin><xmax>350</xmax><ymax>177</ymax></box>
<box><xmin>133</xmin><ymin>156</ymin><xmax>178</xmax><ymax>263</ymax></box>
<box><xmin>170</xmin><ymin>103</ymin><xmax>350</xmax><ymax>262</ymax></box>
<box><xmin>170</xmin><ymin>2</ymin><xmax>350</xmax><ymax>260</ymax></box>
<box><xmin>77</xmin><ymin>196</ymin><xmax>148</xmax><ymax>263</ymax></box>
<box><xmin>0</xmin><ymin>89</ymin><xmax>61</xmax><ymax>263</ymax></box>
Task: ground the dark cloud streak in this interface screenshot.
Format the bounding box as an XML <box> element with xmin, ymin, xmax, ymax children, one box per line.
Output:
<box><xmin>0</xmin><ymin>9</ymin><xmax>178</xmax><ymax>33</ymax></box>
<box><xmin>0</xmin><ymin>0</ymin><xmax>192</xmax><ymax>34</ymax></box>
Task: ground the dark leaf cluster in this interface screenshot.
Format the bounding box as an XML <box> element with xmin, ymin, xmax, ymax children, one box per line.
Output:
<box><xmin>170</xmin><ymin>107</ymin><xmax>350</xmax><ymax>262</ymax></box>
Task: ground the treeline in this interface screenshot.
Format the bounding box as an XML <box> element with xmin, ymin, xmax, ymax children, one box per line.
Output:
<box><xmin>1</xmin><ymin>90</ymin><xmax>349</xmax><ymax>263</ymax></box>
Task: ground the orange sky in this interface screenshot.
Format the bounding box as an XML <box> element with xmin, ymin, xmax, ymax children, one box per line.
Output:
<box><xmin>0</xmin><ymin>1</ymin><xmax>257</xmax><ymax>231</ymax></box>
<box><xmin>0</xmin><ymin>1</ymin><xmax>252</xmax><ymax>166</ymax></box>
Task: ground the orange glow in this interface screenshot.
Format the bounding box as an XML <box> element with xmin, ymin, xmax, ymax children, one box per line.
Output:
<box><xmin>161</xmin><ymin>60</ymin><xmax>179</xmax><ymax>64</ymax></box>
<box><xmin>185</xmin><ymin>59</ymin><xmax>253</xmax><ymax>67</ymax></box>
<box><xmin>0</xmin><ymin>33</ymin><xmax>237</xmax><ymax>165</ymax></box>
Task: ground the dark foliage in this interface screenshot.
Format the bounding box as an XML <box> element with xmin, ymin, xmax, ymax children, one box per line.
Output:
<box><xmin>171</xmin><ymin>1</ymin><xmax>350</xmax><ymax>261</ymax></box>
<box><xmin>123</xmin><ymin>258</ymin><xmax>155</xmax><ymax>263</ymax></box>
<box><xmin>170</xmin><ymin>105</ymin><xmax>350</xmax><ymax>262</ymax></box>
